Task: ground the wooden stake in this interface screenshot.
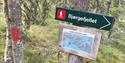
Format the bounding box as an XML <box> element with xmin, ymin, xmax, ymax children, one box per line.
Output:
<box><xmin>68</xmin><ymin>54</ymin><xmax>82</xmax><ymax>63</ymax></box>
<box><xmin>68</xmin><ymin>0</ymin><xmax>89</xmax><ymax>63</ymax></box>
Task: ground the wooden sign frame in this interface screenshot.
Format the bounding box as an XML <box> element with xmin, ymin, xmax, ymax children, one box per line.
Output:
<box><xmin>58</xmin><ymin>24</ymin><xmax>102</xmax><ymax>60</ymax></box>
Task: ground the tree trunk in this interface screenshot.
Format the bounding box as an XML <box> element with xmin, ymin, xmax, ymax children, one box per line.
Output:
<box><xmin>4</xmin><ymin>0</ymin><xmax>14</xmax><ymax>63</ymax></box>
<box><xmin>4</xmin><ymin>0</ymin><xmax>23</xmax><ymax>63</ymax></box>
<box><xmin>68</xmin><ymin>0</ymin><xmax>89</xmax><ymax>63</ymax></box>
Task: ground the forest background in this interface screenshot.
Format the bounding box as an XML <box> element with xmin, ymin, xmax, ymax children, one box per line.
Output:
<box><xmin>0</xmin><ymin>0</ymin><xmax>125</xmax><ymax>63</ymax></box>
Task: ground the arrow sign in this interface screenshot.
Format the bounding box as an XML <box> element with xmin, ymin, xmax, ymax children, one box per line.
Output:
<box><xmin>100</xmin><ymin>16</ymin><xmax>111</xmax><ymax>29</ymax></box>
<box><xmin>55</xmin><ymin>7</ymin><xmax>115</xmax><ymax>31</ymax></box>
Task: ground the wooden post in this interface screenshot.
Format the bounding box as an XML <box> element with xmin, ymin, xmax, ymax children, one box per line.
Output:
<box><xmin>68</xmin><ymin>54</ymin><xmax>83</xmax><ymax>63</ymax></box>
<box><xmin>4</xmin><ymin>0</ymin><xmax>23</xmax><ymax>63</ymax></box>
<box><xmin>68</xmin><ymin>0</ymin><xmax>89</xmax><ymax>63</ymax></box>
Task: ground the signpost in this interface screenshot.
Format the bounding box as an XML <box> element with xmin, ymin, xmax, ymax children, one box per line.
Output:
<box><xmin>59</xmin><ymin>24</ymin><xmax>102</xmax><ymax>60</ymax></box>
<box><xmin>55</xmin><ymin>1</ymin><xmax>115</xmax><ymax>62</ymax></box>
<box><xmin>55</xmin><ymin>7</ymin><xmax>115</xmax><ymax>31</ymax></box>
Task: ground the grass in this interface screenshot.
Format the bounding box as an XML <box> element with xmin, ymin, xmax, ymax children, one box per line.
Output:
<box><xmin>0</xmin><ymin>3</ymin><xmax>125</xmax><ymax>63</ymax></box>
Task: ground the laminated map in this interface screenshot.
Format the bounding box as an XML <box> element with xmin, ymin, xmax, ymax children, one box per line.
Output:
<box><xmin>61</xmin><ymin>28</ymin><xmax>95</xmax><ymax>54</ymax></box>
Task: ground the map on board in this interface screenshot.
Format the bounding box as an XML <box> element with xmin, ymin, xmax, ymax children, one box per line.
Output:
<box><xmin>61</xmin><ymin>28</ymin><xmax>95</xmax><ymax>54</ymax></box>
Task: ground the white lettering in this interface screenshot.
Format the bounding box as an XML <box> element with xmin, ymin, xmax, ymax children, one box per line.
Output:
<box><xmin>68</xmin><ymin>14</ymin><xmax>97</xmax><ymax>24</ymax></box>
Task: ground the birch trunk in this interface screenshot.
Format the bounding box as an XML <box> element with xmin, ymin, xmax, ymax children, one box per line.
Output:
<box><xmin>4</xmin><ymin>0</ymin><xmax>23</xmax><ymax>63</ymax></box>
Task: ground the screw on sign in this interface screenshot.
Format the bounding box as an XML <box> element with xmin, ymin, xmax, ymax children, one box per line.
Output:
<box><xmin>10</xmin><ymin>27</ymin><xmax>21</xmax><ymax>45</ymax></box>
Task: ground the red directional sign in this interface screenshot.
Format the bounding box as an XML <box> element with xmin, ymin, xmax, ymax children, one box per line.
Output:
<box><xmin>10</xmin><ymin>27</ymin><xmax>20</xmax><ymax>45</ymax></box>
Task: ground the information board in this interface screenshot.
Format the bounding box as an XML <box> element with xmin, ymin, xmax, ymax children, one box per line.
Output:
<box><xmin>59</xmin><ymin>24</ymin><xmax>102</xmax><ymax>60</ymax></box>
